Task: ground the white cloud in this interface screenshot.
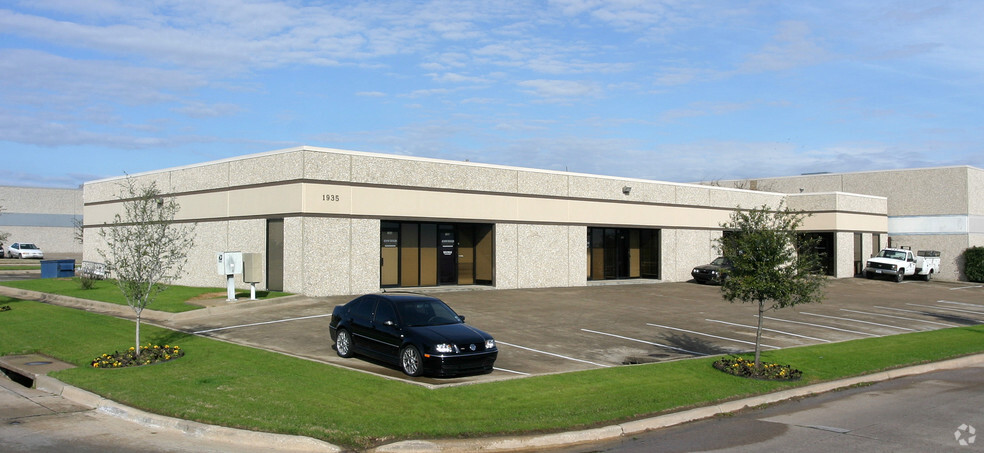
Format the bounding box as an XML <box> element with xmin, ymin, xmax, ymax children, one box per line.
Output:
<box><xmin>518</xmin><ymin>79</ymin><xmax>603</xmax><ymax>101</ymax></box>
<box><xmin>738</xmin><ymin>21</ymin><xmax>833</xmax><ymax>73</ymax></box>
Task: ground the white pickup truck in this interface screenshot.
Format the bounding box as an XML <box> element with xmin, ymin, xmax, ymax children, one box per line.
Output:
<box><xmin>863</xmin><ymin>247</ymin><xmax>941</xmax><ymax>282</ymax></box>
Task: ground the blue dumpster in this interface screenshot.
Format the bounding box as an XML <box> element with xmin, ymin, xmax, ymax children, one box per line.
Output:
<box><xmin>40</xmin><ymin>259</ymin><xmax>76</xmax><ymax>278</ymax></box>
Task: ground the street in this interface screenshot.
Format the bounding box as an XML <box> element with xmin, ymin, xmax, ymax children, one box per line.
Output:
<box><xmin>567</xmin><ymin>364</ymin><xmax>984</xmax><ymax>452</ymax></box>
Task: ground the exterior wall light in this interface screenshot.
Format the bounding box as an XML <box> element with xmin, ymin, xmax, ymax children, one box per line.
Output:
<box><xmin>622</xmin><ymin>186</ymin><xmax>631</xmax><ymax>195</ymax></box>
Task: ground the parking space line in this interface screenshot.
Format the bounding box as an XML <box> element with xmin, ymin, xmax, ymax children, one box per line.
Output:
<box><xmin>799</xmin><ymin>312</ymin><xmax>917</xmax><ymax>331</ymax></box>
<box><xmin>706</xmin><ymin>319</ymin><xmax>832</xmax><ymax>343</ymax></box>
<box><xmin>493</xmin><ymin>367</ymin><xmax>530</xmax><ymax>376</ymax></box>
<box><xmin>906</xmin><ymin>303</ymin><xmax>984</xmax><ymax>317</ymax></box>
<box><xmin>580</xmin><ymin>329</ymin><xmax>707</xmax><ymax>356</ymax></box>
<box><xmin>839</xmin><ymin>309</ymin><xmax>958</xmax><ymax>328</ymax></box>
<box><xmin>193</xmin><ymin>314</ymin><xmax>333</xmax><ymax>334</ymax></box>
<box><xmin>937</xmin><ymin>300</ymin><xmax>984</xmax><ymax>309</ymax></box>
<box><xmin>645</xmin><ymin>323</ymin><xmax>779</xmax><ymax>349</ymax></box>
<box><xmin>758</xmin><ymin>316</ymin><xmax>879</xmax><ymax>337</ymax></box>
<box><xmin>949</xmin><ymin>285</ymin><xmax>983</xmax><ymax>290</ymax></box>
<box><xmin>496</xmin><ymin>341</ymin><xmax>611</xmax><ymax>368</ymax></box>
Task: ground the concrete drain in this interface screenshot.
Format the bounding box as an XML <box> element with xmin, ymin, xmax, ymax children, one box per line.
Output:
<box><xmin>622</xmin><ymin>354</ymin><xmax>670</xmax><ymax>365</ymax></box>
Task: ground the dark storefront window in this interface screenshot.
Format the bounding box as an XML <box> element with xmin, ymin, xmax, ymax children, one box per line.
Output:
<box><xmin>798</xmin><ymin>232</ymin><xmax>835</xmax><ymax>276</ymax></box>
<box><xmin>380</xmin><ymin>221</ymin><xmax>494</xmax><ymax>288</ymax></box>
<box><xmin>587</xmin><ymin>228</ymin><xmax>660</xmax><ymax>281</ymax></box>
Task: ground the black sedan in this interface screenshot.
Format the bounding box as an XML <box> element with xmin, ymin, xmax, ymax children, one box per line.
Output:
<box><xmin>691</xmin><ymin>256</ymin><xmax>732</xmax><ymax>284</ymax></box>
<box><xmin>328</xmin><ymin>293</ymin><xmax>497</xmax><ymax>377</ymax></box>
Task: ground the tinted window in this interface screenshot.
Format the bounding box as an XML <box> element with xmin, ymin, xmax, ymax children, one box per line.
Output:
<box><xmin>374</xmin><ymin>299</ymin><xmax>397</xmax><ymax>325</ymax></box>
<box><xmin>397</xmin><ymin>298</ymin><xmax>461</xmax><ymax>327</ymax></box>
<box><xmin>348</xmin><ymin>296</ymin><xmax>376</xmax><ymax>322</ymax></box>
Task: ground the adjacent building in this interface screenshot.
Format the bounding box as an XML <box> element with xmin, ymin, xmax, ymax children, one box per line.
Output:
<box><xmin>81</xmin><ymin>146</ymin><xmax>889</xmax><ymax>296</ymax></box>
<box><xmin>714</xmin><ymin>166</ymin><xmax>984</xmax><ymax>281</ymax></box>
<box><xmin>0</xmin><ymin>185</ymin><xmax>83</xmax><ymax>259</ymax></box>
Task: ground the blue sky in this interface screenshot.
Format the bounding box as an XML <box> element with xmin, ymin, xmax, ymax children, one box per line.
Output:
<box><xmin>1</xmin><ymin>0</ymin><xmax>982</xmax><ymax>188</ymax></box>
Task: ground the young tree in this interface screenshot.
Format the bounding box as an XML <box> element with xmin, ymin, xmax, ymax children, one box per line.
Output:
<box><xmin>718</xmin><ymin>202</ymin><xmax>826</xmax><ymax>370</ymax></box>
<box><xmin>98</xmin><ymin>178</ymin><xmax>195</xmax><ymax>356</ymax></box>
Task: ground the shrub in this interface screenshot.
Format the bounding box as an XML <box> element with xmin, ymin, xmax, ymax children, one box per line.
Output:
<box><xmin>966</xmin><ymin>247</ymin><xmax>984</xmax><ymax>283</ymax></box>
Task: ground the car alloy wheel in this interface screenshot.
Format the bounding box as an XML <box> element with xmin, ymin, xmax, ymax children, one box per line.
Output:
<box><xmin>401</xmin><ymin>345</ymin><xmax>423</xmax><ymax>377</ymax></box>
<box><xmin>335</xmin><ymin>329</ymin><xmax>353</xmax><ymax>358</ymax></box>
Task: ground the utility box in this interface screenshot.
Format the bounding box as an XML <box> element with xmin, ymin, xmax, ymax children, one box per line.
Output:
<box><xmin>216</xmin><ymin>252</ymin><xmax>243</xmax><ymax>275</ymax></box>
<box><xmin>242</xmin><ymin>253</ymin><xmax>262</xmax><ymax>284</ymax></box>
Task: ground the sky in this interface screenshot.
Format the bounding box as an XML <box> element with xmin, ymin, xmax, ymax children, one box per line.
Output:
<box><xmin>1</xmin><ymin>0</ymin><xmax>982</xmax><ymax>188</ymax></box>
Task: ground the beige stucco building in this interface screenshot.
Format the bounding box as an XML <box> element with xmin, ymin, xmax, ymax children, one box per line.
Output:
<box><xmin>0</xmin><ymin>185</ymin><xmax>83</xmax><ymax>259</ymax></box>
<box><xmin>79</xmin><ymin>146</ymin><xmax>890</xmax><ymax>296</ymax></box>
<box><xmin>714</xmin><ymin>166</ymin><xmax>984</xmax><ymax>281</ymax></box>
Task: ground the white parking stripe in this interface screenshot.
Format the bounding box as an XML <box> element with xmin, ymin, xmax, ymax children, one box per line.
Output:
<box><xmin>758</xmin><ymin>316</ymin><xmax>879</xmax><ymax>337</ymax></box>
<box><xmin>937</xmin><ymin>300</ymin><xmax>984</xmax><ymax>309</ymax></box>
<box><xmin>799</xmin><ymin>312</ymin><xmax>917</xmax><ymax>331</ymax></box>
<box><xmin>493</xmin><ymin>367</ymin><xmax>530</xmax><ymax>376</ymax></box>
<box><xmin>646</xmin><ymin>323</ymin><xmax>780</xmax><ymax>349</ymax></box>
<box><xmin>193</xmin><ymin>314</ymin><xmax>333</xmax><ymax>334</ymax></box>
<box><xmin>706</xmin><ymin>319</ymin><xmax>832</xmax><ymax>343</ymax></box>
<box><xmin>580</xmin><ymin>329</ymin><xmax>708</xmax><ymax>356</ymax></box>
<box><xmin>840</xmin><ymin>309</ymin><xmax>958</xmax><ymax>328</ymax></box>
<box><xmin>906</xmin><ymin>303</ymin><xmax>984</xmax><ymax>317</ymax></box>
<box><xmin>949</xmin><ymin>285</ymin><xmax>983</xmax><ymax>290</ymax></box>
<box><xmin>496</xmin><ymin>341</ymin><xmax>611</xmax><ymax>368</ymax></box>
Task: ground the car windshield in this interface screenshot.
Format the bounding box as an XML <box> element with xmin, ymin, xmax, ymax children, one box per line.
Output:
<box><xmin>398</xmin><ymin>299</ymin><xmax>462</xmax><ymax>327</ymax></box>
<box><xmin>711</xmin><ymin>257</ymin><xmax>729</xmax><ymax>266</ymax></box>
<box><xmin>20</xmin><ymin>244</ymin><xmax>38</xmax><ymax>250</ymax></box>
<box><xmin>877</xmin><ymin>250</ymin><xmax>906</xmax><ymax>260</ymax></box>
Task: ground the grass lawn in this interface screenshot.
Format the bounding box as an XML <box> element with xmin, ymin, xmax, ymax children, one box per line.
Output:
<box><xmin>0</xmin><ymin>265</ymin><xmax>41</xmax><ymax>270</ymax></box>
<box><xmin>0</xmin><ymin>278</ymin><xmax>290</xmax><ymax>313</ymax></box>
<box><xmin>2</xmin><ymin>296</ymin><xmax>984</xmax><ymax>449</ymax></box>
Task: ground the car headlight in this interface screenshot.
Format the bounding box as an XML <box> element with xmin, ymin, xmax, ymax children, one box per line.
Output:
<box><xmin>434</xmin><ymin>343</ymin><xmax>454</xmax><ymax>354</ymax></box>
<box><xmin>485</xmin><ymin>339</ymin><xmax>495</xmax><ymax>349</ymax></box>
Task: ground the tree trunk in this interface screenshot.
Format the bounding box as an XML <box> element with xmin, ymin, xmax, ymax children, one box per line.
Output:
<box><xmin>135</xmin><ymin>314</ymin><xmax>141</xmax><ymax>358</ymax></box>
<box><xmin>754</xmin><ymin>299</ymin><xmax>765</xmax><ymax>371</ymax></box>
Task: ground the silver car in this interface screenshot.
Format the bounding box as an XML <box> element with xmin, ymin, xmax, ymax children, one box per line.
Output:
<box><xmin>7</xmin><ymin>243</ymin><xmax>44</xmax><ymax>259</ymax></box>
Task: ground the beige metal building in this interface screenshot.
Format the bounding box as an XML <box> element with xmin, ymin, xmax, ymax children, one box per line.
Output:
<box><xmin>82</xmin><ymin>146</ymin><xmax>888</xmax><ymax>296</ymax></box>
<box><xmin>0</xmin><ymin>185</ymin><xmax>83</xmax><ymax>259</ymax></box>
<box><xmin>714</xmin><ymin>166</ymin><xmax>984</xmax><ymax>281</ymax></box>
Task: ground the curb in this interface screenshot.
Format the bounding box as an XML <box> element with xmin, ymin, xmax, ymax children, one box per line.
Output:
<box><xmin>32</xmin><ymin>375</ymin><xmax>343</xmax><ymax>452</ymax></box>
<box><xmin>370</xmin><ymin>353</ymin><xmax>984</xmax><ymax>452</ymax></box>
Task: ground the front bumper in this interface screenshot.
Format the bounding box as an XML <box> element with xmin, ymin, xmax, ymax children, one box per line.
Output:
<box><xmin>863</xmin><ymin>267</ymin><xmax>901</xmax><ymax>277</ymax></box>
<box><xmin>422</xmin><ymin>350</ymin><xmax>498</xmax><ymax>377</ymax></box>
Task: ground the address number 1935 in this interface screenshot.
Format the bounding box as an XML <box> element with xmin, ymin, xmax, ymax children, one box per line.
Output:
<box><xmin>322</xmin><ymin>194</ymin><xmax>340</xmax><ymax>202</ymax></box>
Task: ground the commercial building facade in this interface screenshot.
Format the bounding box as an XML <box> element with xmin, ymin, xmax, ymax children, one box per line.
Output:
<box><xmin>82</xmin><ymin>147</ymin><xmax>888</xmax><ymax>296</ymax></box>
<box><xmin>715</xmin><ymin>166</ymin><xmax>984</xmax><ymax>281</ymax></box>
<box><xmin>0</xmin><ymin>186</ymin><xmax>83</xmax><ymax>259</ymax></box>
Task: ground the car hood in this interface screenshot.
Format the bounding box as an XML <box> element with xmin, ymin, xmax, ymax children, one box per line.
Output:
<box><xmin>867</xmin><ymin>257</ymin><xmax>903</xmax><ymax>265</ymax></box>
<box><xmin>693</xmin><ymin>264</ymin><xmax>726</xmax><ymax>271</ymax></box>
<box><xmin>407</xmin><ymin>323</ymin><xmax>492</xmax><ymax>344</ymax></box>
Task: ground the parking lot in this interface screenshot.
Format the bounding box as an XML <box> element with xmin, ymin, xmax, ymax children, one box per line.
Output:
<box><xmin>166</xmin><ymin>278</ymin><xmax>984</xmax><ymax>387</ymax></box>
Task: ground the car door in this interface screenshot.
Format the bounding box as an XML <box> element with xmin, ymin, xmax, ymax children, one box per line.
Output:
<box><xmin>345</xmin><ymin>296</ymin><xmax>377</xmax><ymax>354</ymax></box>
<box><xmin>367</xmin><ymin>299</ymin><xmax>403</xmax><ymax>360</ymax></box>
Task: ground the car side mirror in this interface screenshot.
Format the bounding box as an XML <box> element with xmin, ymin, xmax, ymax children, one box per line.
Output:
<box><xmin>459</xmin><ymin>315</ymin><xmax>466</xmax><ymax>323</ymax></box>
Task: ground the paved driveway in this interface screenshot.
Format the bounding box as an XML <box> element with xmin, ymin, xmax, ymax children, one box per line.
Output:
<box><xmin>164</xmin><ymin>278</ymin><xmax>984</xmax><ymax>386</ymax></box>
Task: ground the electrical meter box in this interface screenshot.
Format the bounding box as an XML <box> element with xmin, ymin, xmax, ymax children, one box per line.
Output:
<box><xmin>216</xmin><ymin>252</ymin><xmax>243</xmax><ymax>275</ymax></box>
<box><xmin>242</xmin><ymin>253</ymin><xmax>262</xmax><ymax>283</ymax></box>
